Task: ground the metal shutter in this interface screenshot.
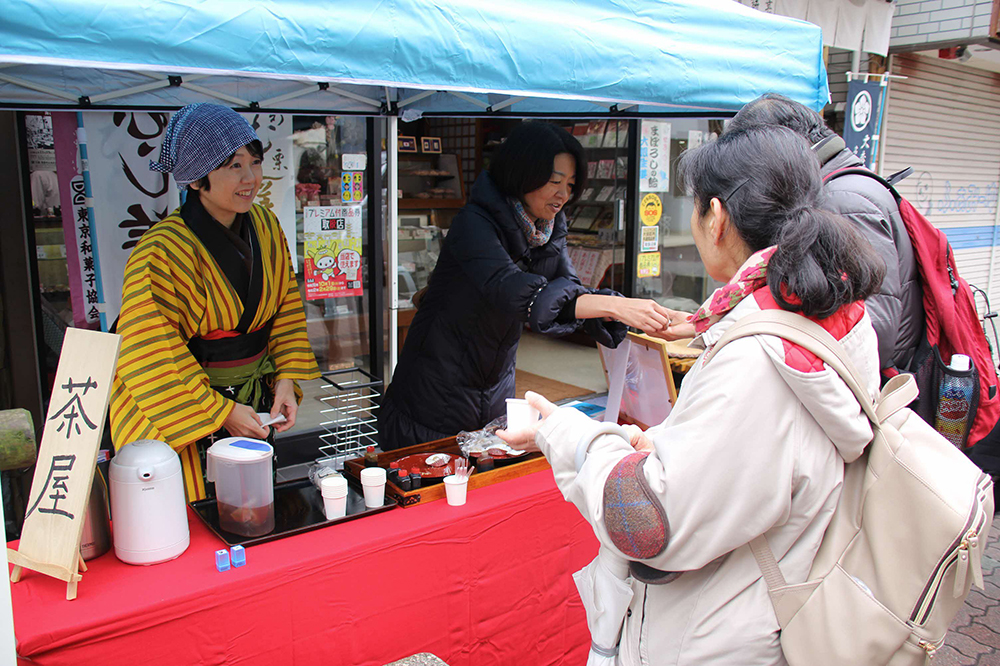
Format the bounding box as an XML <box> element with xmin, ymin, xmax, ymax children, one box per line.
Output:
<box><xmin>881</xmin><ymin>53</ymin><xmax>1000</xmax><ymax>308</ymax></box>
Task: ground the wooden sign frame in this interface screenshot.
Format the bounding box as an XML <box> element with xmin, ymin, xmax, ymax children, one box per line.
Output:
<box><xmin>8</xmin><ymin>328</ymin><xmax>121</xmax><ymax>600</ymax></box>
<box><xmin>598</xmin><ymin>332</ymin><xmax>678</xmax><ymax>429</ymax></box>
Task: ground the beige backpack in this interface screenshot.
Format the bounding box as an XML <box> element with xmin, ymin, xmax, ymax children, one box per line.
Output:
<box><xmin>716</xmin><ymin>310</ymin><xmax>994</xmax><ymax>665</ymax></box>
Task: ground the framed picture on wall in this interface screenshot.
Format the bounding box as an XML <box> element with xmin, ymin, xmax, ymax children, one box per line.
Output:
<box><xmin>421</xmin><ymin>136</ymin><xmax>442</xmax><ymax>153</ymax></box>
<box><xmin>398</xmin><ymin>135</ymin><xmax>418</xmax><ymax>153</ymax></box>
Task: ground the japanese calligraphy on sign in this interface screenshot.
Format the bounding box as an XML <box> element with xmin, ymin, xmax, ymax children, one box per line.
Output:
<box><xmin>303</xmin><ymin>205</ymin><xmax>364</xmax><ymax>300</ymax></box>
<box><xmin>8</xmin><ymin>328</ymin><xmax>121</xmax><ymax>600</ymax></box>
<box><xmin>242</xmin><ymin>112</ymin><xmax>296</xmax><ymax>266</ymax></box>
<box><xmin>81</xmin><ymin>112</ymin><xmax>179</xmax><ymax>328</ymax></box>
<box><xmin>639</xmin><ymin>120</ymin><xmax>671</xmax><ymax>193</ymax></box>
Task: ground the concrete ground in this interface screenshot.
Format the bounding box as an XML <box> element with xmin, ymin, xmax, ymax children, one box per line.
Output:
<box><xmin>941</xmin><ymin>514</ymin><xmax>1000</xmax><ymax>665</ymax></box>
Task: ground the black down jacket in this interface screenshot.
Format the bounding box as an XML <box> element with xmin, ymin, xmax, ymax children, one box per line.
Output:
<box><xmin>819</xmin><ymin>136</ymin><xmax>924</xmax><ymax>372</ymax></box>
<box><xmin>379</xmin><ymin>172</ymin><xmax>627</xmax><ymax>450</ymax></box>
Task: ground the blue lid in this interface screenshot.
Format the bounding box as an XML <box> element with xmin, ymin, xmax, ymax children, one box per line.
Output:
<box><xmin>231</xmin><ymin>439</ymin><xmax>272</xmax><ymax>452</ymax></box>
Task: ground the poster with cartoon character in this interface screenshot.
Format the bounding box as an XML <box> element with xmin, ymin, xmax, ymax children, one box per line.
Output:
<box><xmin>303</xmin><ymin>205</ymin><xmax>363</xmax><ymax>300</ymax></box>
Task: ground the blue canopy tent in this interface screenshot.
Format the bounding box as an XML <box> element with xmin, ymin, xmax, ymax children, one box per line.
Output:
<box><xmin>0</xmin><ymin>0</ymin><xmax>830</xmax><ymax>374</ymax></box>
<box><xmin>0</xmin><ymin>0</ymin><xmax>828</xmax><ymax>114</ymax></box>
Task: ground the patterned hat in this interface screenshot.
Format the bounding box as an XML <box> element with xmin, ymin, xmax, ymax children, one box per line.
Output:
<box><xmin>149</xmin><ymin>103</ymin><xmax>260</xmax><ymax>189</ymax></box>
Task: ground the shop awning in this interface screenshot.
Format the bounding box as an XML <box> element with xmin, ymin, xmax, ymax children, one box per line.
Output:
<box><xmin>0</xmin><ymin>0</ymin><xmax>829</xmax><ymax>115</ymax></box>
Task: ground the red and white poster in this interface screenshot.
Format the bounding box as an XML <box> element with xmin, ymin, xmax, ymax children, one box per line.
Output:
<box><xmin>303</xmin><ymin>205</ymin><xmax>363</xmax><ymax>300</ymax></box>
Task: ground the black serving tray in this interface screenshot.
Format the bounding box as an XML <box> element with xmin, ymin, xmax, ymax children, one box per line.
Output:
<box><xmin>190</xmin><ymin>477</ymin><xmax>395</xmax><ymax>548</ymax></box>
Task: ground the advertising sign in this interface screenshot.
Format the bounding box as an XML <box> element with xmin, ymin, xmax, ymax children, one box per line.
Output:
<box><xmin>303</xmin><ymin>205</ymin><xmax>363</xmax><ymax>300</ymax></box>
<box><xmin>639</xmin><ymin>120</ymin><xmax>670</xmax><ymax>192</ymax></box>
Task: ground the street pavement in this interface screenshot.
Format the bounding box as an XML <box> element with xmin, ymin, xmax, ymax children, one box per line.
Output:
<box><xmin>941</xmin><ymin>514</ymin><xmax>1000</xmax><ymax>665</ymax></box>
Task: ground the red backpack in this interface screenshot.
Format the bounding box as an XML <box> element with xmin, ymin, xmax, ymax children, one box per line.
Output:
<box><xmin>826</xmin><ymin>168</ymin><xmax>1000</xmax><ymax>449</ymax></box>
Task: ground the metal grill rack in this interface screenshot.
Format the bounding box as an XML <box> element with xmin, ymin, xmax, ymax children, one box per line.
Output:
<box><xmin>316</xmin><ymin>367</ymin><xmax>382</xmax><ymax>470</ymax></box>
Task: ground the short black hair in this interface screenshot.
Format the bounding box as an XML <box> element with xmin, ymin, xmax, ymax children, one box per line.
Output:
<box><xmin>489</xmin><ymin>122</ymin><xmax>587</xmax><ymax>206</ymax></box>
<box><xmin>728</xmin><ymin>93</ymin><xmax>836</xmax><ymax>145</ymax></box>
<box><xmin>187</xmin><ymin>139</ymin><xmax>264</xmax><ymax>193</ymax></box>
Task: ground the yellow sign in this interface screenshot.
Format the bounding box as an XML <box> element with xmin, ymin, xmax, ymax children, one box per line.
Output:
<box><xmin>637</xmin><ymin>252</ymin><xmax>661</xmax><ymax>278</ymax></box>
<box><xmin>640</xmin><ymin>193</ymin><xmax>662</xmax><ymax>226</ymax></box>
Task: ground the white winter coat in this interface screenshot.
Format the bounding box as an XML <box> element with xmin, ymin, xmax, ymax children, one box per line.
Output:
<box><xmin>536</xmin><ymin>295</ymin><xmax>881</xmax><ymax>665</ymax></box>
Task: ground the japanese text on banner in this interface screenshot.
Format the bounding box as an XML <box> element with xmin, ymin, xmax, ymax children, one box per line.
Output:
<box><xmin>303</xmin><ymin>205</ymin><xmax>363</xmax><ymax>300</ymax></box>
<box><xmin>639</xmin><ymin>120</ymin><xmax>671</xmax><ymax>193</ymax></box>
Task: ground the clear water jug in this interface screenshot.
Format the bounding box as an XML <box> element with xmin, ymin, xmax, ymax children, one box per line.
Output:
<box><xmin>206</xmin><ymin>437</ymin><xmax>275</xmax><ymax>537</ymax></box>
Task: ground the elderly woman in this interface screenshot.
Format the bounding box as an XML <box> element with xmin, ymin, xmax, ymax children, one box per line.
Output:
<box><xmin>379</xmin><ymin>121</ymin><xmax>673</xmax><ymax>450</ymax></box>
<box><xmin>110</xmin><ymin>103</ymin><xmax>319</xmax><ymax>500</ymax></box>
<box><xmin>500</xmin><ymin>126</ymin><xmax>885</xmax><ymax>665</ymax></box>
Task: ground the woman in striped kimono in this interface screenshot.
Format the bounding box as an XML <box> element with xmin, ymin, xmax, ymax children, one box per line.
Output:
<box><xmin>110</xmin><ymin>103</ymin><xmax>319</xmax><ymax>501</ymax></box>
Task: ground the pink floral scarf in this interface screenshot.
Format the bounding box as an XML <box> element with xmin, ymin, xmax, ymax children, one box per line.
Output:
<box><xmin>690</xmin><ymin>245</ymin><xmax>777</xmax><ymax>334</ymax></box>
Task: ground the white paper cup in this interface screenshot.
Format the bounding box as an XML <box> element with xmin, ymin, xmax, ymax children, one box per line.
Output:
<box><xmin>320</xmin><ymin>475</ymin><xmax>349</xmax><ymax>520</ymax></box>
<box><xmin>506</xmin><ymin>398</ymin><xmax>540</xmax><ymax>431</ymax></box>
<box><xmin>322</xmin><ymin>494</ymin><xmax>347</xmax><ymax>520</ymax></box>
<box><xmin>443</xmin><ymin>474</ymin><xmax>469</xmax><ymax>506</ymax></box>
<box><xmin>360</xmin><ymin>467</ymin><xmax>387</xmax><ymax>508</ymax></box>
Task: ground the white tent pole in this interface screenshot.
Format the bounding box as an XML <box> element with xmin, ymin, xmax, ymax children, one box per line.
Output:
<box><xmin>388</xmin><ymin>115</ymin><xmax>399</xmax><ymax>380</ymax></box>
<box><xmin>179</xmin><ymin>82</ymin><xmax>249</xmax><ymax>107</ymax></box>
<box><xmin>398</xmin><ymin>90</ymin><xmax>435</xmax><ymax>108</ymax></box>
<box><xmin>0</xmin><ymin>493</ymin><xmax>16</xmax><ymax>665</ymax></box>
<box><xmin>324</xmin><ymin>85</ymin><xmax>382</xmax><ymax>108</ymax></box>
<box><xmin>448</xmin><ymin>91</ymin><xmax>490</xmax><ymax>109</ymax></box>
<box><xmin>88</xmin><ymin>79</ymin><xmax>171</xmax><ymax>103</ymax></box>
<box><xmin>258</xmin><ymin>84</ymin><xmax>320</xmax><ymax>107</ymax></box>
<box><xmin>0</xmin><ymin>72</ymin><xmax>78</xmax><ymax>101</ymax></box>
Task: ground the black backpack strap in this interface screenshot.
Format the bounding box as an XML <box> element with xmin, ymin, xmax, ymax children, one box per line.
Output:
<box><xmin>886</xmin><ymin>167</ymin><xmax>913</xmax><ymax>186</ymax></box>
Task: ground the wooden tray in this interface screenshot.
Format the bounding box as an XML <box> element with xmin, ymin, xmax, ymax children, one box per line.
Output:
<box><xmin>344</xmin><ymin>436</ymin><xmax>549</xmax><ymax>507</ymax></box>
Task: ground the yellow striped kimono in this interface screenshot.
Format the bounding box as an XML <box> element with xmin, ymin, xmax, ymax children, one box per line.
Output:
<box><xmin>110</xmin><ymin>203</ymin><xmax>319</xmax><ymax>500</ymax></box>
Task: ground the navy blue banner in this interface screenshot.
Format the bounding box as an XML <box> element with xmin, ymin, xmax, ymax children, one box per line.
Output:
<box><xmin>843</xmin><ymin>79</ymin><xmax>885</xmax><ymax>170</ymax></box>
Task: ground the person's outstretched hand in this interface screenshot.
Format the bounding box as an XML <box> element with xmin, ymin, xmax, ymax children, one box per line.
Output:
<box><xmin>647</xmin><ymin>308</ymin><xmax>696</xmax><ymax>341</ymax></box>
<box><xmin>496</xmin><ymin>391</ymin><xmax>559</xmax><ymax>453</ymax></box>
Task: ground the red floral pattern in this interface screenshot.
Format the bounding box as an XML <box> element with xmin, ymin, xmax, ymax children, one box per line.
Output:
<box><xmin>691</xmin><ymin>246</ymin><xmax>777</xmax><ymax>333</ymax></box>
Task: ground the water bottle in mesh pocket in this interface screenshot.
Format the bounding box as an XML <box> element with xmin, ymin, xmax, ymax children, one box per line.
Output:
<box><xmin>914</xmin><ymin>343</ymin><xmax>980</xmax><ymax>449</ymax></box>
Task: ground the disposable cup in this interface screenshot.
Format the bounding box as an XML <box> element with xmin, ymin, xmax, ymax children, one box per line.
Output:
<box><xmin>360</xmin><ymin>467</ymin><xmax>387</xmax><ymax>508</ymax></box>
<box><xmin>322</xmin><ymin>494</ymin><xmax>347</xmax><ymax>520</ymax></box>
<box><xmin>506</xmin><ymin>398</ymin><xmax>540</xmax><ymax>431</ymax></box>
<box><xmin>443</xmin><ymin>474</ymin><xmax>469</xmax><ymax>506</ymax></box>
<box><xmin>320</xmin><ymin>475</ymin><xmax>348</xmax><ymax>520</ymax></box>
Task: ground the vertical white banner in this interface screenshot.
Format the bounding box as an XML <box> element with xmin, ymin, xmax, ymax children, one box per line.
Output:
<box><xmin>639</xmin><ymin>120</ymin><xmax>671</xmax><ymax>193</ymax></box>
<box><xmin>83</xmin><ymin>112</ymin><xmax>179</xmax><ymax>327</ymax></box>
<box><xmin>242</xmin><ymin>113</ymin><xmax>296</xmax><ymax>266</ymax></box>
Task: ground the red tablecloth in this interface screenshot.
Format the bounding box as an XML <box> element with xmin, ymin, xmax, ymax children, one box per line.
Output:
<box><xmin>11</xmin><ymin>470</ymin><xmax>598</xmax><ymax>666</ymax></box>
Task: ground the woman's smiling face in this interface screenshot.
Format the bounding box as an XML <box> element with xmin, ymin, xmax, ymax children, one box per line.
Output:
<box><xmin>191</xmin><ymin>145</ymin><xmax>262</xmax><ymax>226</ymax></box>
<box><xmin>522</xmin><ymin>152</ymin><xmax>576</xmax><ymax>221</ymax></box>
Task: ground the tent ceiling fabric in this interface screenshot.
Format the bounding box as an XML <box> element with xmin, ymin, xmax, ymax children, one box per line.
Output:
<box><xmin>0</xmin><ymin>0</ymin><xmax>830</xmax><ymax>114</ymax></box>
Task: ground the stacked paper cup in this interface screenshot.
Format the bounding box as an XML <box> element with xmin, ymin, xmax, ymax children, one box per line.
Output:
<box><xmin>360</xmin><ymin>467</ymin><xmax>387</xmax><ymax>508</ymax></box>
<box><xmin>320</xmin><ymin>475</ymin><xmax>348</xmax><ymax>520</ymax></box>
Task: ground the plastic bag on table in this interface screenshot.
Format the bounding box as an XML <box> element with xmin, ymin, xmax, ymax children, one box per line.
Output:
<box><xmin>457</xmin><ymin>415</ymin><xmax>526</xmax><ymax>458</ymax></box>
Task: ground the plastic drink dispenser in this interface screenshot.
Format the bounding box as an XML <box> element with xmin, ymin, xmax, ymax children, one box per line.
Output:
<box><xmin>206</xmin><ymin>437</ymin><xmax>275</xmax><ymax>537</ymax></box>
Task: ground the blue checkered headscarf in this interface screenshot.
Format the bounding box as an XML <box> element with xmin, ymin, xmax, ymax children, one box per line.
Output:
<box><xmin>150</xmin><ymin>103</ymin><xmax>260</xmax><ymax>189</ymax></box>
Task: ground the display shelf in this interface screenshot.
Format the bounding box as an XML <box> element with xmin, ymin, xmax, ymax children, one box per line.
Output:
<box><xmin>398</xmin><ymin>153</ymin><xmax>465</xmax><ymax>208</ymax></box>
<box><xmin>316</xmin><ymin>367</ymin><xmax>382</xmax><ymax>470</ymax></box>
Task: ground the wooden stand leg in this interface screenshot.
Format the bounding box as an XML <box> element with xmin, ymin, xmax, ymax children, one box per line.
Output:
<box><xmin>66</xmin><ymin>580</ymin><xmax>77</xmax><ymax>601</ymax></box>
<box><xmin>9</xmin><ymin>565</ymin><xmax>21</xmax><ymax>583</ymax></box>
<box><xmin>77</xmin><ymin>553</ymin><xmax>88</xmax><ymax>573</ymax></box>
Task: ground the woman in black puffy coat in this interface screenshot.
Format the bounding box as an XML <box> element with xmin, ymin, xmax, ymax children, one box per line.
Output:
<box><xmin>379</xmin><ymin>122</ymin><xmax>672</xmax><ymax>450</ymax></box>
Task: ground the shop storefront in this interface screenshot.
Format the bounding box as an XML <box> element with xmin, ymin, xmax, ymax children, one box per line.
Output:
<box><xmin>0</xmin><ymin>2</ymin><xmax>832</xmax><ymax>660</ymax></box>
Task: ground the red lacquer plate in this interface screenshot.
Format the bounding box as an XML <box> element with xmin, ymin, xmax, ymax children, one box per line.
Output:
<box><xmin>390</xmin><ymin>452</ymin><xmax>463</xmax><ymax>478</ymax></box>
